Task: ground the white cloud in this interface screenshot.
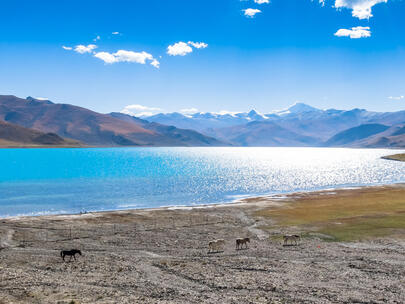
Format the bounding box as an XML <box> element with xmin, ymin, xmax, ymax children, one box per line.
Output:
<box><xmin>112</xmin><ymin>32</ymin><xmax>120</xmax><ymax>35</ymax></box>
<box><xmin>243</xmin><ymin>8</ymin><xmax>262</xmax><ymax>18</ymax></box>
<box><xmin>334</xmin><ymin>26</ymin><xmax>371</xmax><ymax>38</ymax></box>
<box><xmin>188</xmin><ymin>41</ymin><xmax>208</xmax><ymax>49</ymax></box>
<box><xmin>62</xmin><ymin>46</ymin><xmax>72</xmax><ymax>50</ymax></box>
<box><xmin>113</xmin><ymin>50</ymin><xmax>154</xmax><ymax>64</ymax></box>
<box><xmin>150</xmin><ymin>59</ymin><xmax>160</xmax><ymax>68</ymax></box>
<box><xmin>334</xmin><ymin>0</ymin><xmax>387</xmax><ymax>19</ymax></box>
<box><xmin>93</xmin><ymin>35</ymin><xmax>101</xmax><ymax>42</ymax></box>
<box><xmin>254</xmin><ymin>0</ymin><xmax>270</xmax><ymax>3</ymax></box>
<box><xmin>94</xmin><ymin>52</ymin><xmax>117</xmax><ymax>64</ymax></box>
<box><xmin>121</xmin><ymin>104</ymin><xmax>163</xmax><ymax>117</ymax></box>
<box><xmin>74</xmin><ymin>44</ymin><xmax>97</xmax><ymax>54</ymax></box>
<box><xmin>180</xmin><ymin>108</ymin><xmax>199</xmax><ymax>115</ymax></box>
<box><xmin>167</xmin><ymin>41</ymin><xmax>208</xmax><ymax>56</ymax></box>
<box><xmin>167</xmin><ymin>42</ymin><xmax>193</xmax><ymax>56</ymax></box>
<box><xmin>93</xmin><ymin>50</ymin><xmax>159</xmax><ymax>68</ymax></box>
<box><xmin>388</xmin><ymin>96</ymin><xmax>404</xmax><ymax>100</ymax></box>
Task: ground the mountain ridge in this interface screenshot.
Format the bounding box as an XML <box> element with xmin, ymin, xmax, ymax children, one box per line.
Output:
<box><xmin>0</xmin><ymin>120</ymin><xmax>80</xmax><ymax>147</ymax></box>
<box><xmin>1</xmin><ymin>95</ymin><xmax>404</xmax><ymax>148</ymax></box>
<box><xmin>134</xmin><ymin>103</ymin><xmax>405</xmax><ymax>147</ymax></box>
<box><xmin>0</xmin><ymin>95</ymin><xmax>227</xmax><ymax>147</ymax></box>
<box><xmin>325</xmin><ymin>124</ymin><xmax>391</xmax><ymax>147</ymax></box>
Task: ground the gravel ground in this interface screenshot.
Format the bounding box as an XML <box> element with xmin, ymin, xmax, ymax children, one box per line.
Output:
<box><xmin>1</xmin><ymin>191</ymin><xmax>405</xmax><ymax>303</ymax></box>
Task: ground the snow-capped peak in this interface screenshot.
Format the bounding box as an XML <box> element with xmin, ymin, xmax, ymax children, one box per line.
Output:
<box><xmin>275</xmin><ymin>102</ymin><xmax>320</xmax><ymax>116</ymax></box>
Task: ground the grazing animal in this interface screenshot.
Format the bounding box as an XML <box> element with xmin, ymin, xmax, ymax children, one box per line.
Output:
<box><xmin>235</xmin><ymin>237</ymin><xmax>250</xmax><ymax>250</ymax></box>
<box><xmin>283</xmin><ymin>235</ymin><xmax>300</xmax><ymax>246</ymax></box>
<box><xmin>60</xmin><ymin>249</ymin><xmax>82</xmax><ymax>261</ymax></box>
<box><xmin>208</xmin><ymin>239</ymin><xmax>225</xmax><ymax>253</ymax></box>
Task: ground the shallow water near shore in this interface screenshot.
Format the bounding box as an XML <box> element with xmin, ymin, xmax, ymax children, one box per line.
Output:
<box><xmin>0</xmin><ymin>147</ymin><xmax>404</xmax><ymax>217</ymax></box>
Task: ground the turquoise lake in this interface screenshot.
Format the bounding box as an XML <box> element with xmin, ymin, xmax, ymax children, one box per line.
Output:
<box><xmin>0</xmin><ymin>147</ymin><xmax>404</xmax><ymax>217</ymax></box>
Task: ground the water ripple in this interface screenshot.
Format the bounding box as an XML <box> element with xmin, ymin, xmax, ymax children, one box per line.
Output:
<box><xmin>0</xmin><ymin>147</ymin><xmax>404</xmax><ymax>217</ymax></box>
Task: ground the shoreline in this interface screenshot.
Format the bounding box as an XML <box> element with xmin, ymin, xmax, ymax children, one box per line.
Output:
<box><xmin>1</xmin><ymin>183</ymin><xmax>405</xmax><ymax>303</ymax></box>
<box><xmin>3</xmin><ymin>181</ymin><xmax>405</xmax><ymax>220</ymax></box>
<box><xmin>1</xmin><ymin>145</ymin><xmax>405</xmax><ymax>149</ymax></box>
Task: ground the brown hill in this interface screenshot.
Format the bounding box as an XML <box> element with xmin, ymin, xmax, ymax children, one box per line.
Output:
<box><xmin>0</xmin><ymin>95</ymin><xmax>225</xmax><ymax>146</ymax></box>
<box><xmin>0</xmin><ymin>120</ymin><xmax>79</xmax><ymax>147</ymax></box>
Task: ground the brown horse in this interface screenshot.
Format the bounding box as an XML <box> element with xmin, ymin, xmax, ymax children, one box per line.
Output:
<box><xmin>236</xmin><ymin>237</ymin><xmax>250</xmax><ymax>250</ymax></box>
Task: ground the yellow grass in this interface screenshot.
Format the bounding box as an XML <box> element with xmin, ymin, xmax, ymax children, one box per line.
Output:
<box><xmin>382</xmin><ymin>153</ymin><xmax>405</xmax><ymax>162</ymax></box>
<box><xmin>255</xmin><ymin>186</ymin><xmax>405</xmax><ymax>241</ymax></box>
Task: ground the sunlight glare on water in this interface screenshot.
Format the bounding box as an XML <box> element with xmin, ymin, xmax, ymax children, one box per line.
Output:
<box><xmin>0</xmin><ymin>147</ymin><xmax>404</xmax><ymax>217</ymax></box>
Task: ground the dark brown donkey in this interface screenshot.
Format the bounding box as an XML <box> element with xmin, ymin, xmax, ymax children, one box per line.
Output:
<box><xmin>60</xmin><ymin>249</ymin><xmax>82</xmax><ymax>261</ymax></box>
<box><xmin>236</xmin><ymin>237</ymin><xmax>250</xmax><ymax>250</ymax></box>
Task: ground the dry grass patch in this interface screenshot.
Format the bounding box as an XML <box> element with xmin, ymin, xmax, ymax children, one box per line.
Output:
<box><xmin>382</xmin><ymin>153</ymin><xmax>405</xmax><ymax>162</ymax></box>
<box><xmin>255</xmin><ymin>186</ymin><xmax>405</xmax><ymax>241</ymax></box>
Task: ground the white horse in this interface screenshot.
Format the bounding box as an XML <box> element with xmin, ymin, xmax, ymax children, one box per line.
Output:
<box><xmin>283</xmin><ymin>234</ymin><xmax>300</xmax><ymax>246</ymax></box>
<box><xmin>208</xmin><ymin>239</ymin><xmax>225</xmax><ymax>253</ymax></box>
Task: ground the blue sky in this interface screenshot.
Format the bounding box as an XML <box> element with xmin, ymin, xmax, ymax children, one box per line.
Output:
<box><xmin>0</xmin><ymin>0</ymin><xmax>404</xmax><ymax>114</ymax></box>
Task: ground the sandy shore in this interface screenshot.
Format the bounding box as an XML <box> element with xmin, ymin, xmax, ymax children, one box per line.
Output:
<box><xmin>1</xmin><ymin>185</ymin><xmax>405</xmax><ymax>303</ymax></box>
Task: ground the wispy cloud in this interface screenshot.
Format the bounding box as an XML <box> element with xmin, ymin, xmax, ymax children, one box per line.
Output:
<box><xmin>74</xmin><ymin>44</ymin><xmax>98</xmax><ymax>54</ymax></box>
<box><xmin>121</xmin><ymin>104</ymin><xmax>163</xmax><ymax>117</ymax></box>
<box><xmin>334</xmin><ymin>0</ymin><xmax>387</xmax><ymax>20</ymax></box>
<box><xmin>112</xmin><ymin>32</ymin><xmax>120</xmax><ymax>35</ymax></box>
<box><xmin>93</xmin><ymin>35</ymin><xmax>101</xmax><ymax>42</ymax></box>
<box><xmin>243</xmin><ymin>8</ymin><xmax>262</xmax><ymax>18</ymax></box>
<box><xmin>334</xmin><ymin>26</ymin><xmax>371</xmax><ymax>38</ymax></box>
<box><xmin>94</xmin><ymin>50</ymin><xmax>160</xmax><ymax>68</ymax></box>
<box><xmin>63</xmin><ymin>39</ymin><xmax>159</xmax><ymax>68</ymax></box>
<box><xmin>388</xmin><ymin>96</ymin><xmax>404</xmax><ymax>100</ymax></box>
<box><xmin>62</xmin><ymin>44</ymin><xmax>98</xmax><ymax>53</ymax></box>
<box><xmin>167</xmin><ymin>41</ymin><xmax>208</xmax><ymax>56</ymax></box>
<box><xmin>188</xmin><ymin>41</ymin><xmax>208</xmax><ymax>49</ymax></box>
<box><xmin>63</xmin><ymin>37</ymin><xmax>205</xmax><ymax>67</ymax></box>
<box><xmin>150</xmin><ymin>59</ymin><xmax>160</xmax><ymax>68</ymax></box>
<box><xmin>254</xmin><ymin>0</ymin><xmax>270</xmax><ymax>4</ymax></box>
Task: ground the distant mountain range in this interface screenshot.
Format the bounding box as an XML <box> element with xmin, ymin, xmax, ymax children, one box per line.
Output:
<box><xmin>141</xmin><ymin>103</ymin><xmax>405</xmax><ymax>147</ymax></box>
<box><xmin>0</xmin><ymin>95</ymin><xmax>404</xmax><ymax>148</ymax></box>
<box><xmin>0</xmin><ymin>95</ymin><xmax>225</xmax><ymax>147</ymax></box>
